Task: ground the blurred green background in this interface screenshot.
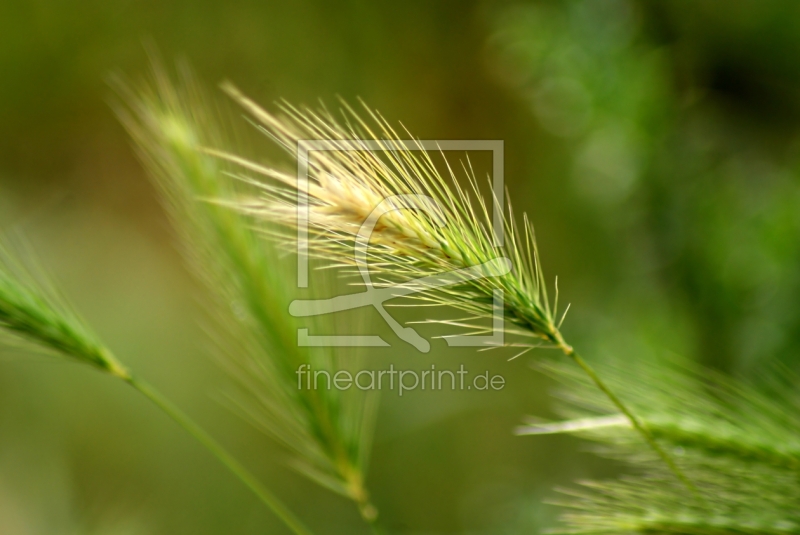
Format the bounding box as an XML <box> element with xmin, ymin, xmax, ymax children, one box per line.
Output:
<box><xmin>2</xmin><ymin>0</ymin><xmax>800</xmax><ymax>533</ymax></box>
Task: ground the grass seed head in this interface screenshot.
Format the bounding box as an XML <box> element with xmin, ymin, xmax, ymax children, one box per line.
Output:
<box><xmin>0</xmin><ymin>243</ymin><xmax>128</xmax><ymax>379</ymax></box>
<box><xmin>215</xmin><ymin>85</ymin><xmax>564</xmax><ymax>351</ymax></box>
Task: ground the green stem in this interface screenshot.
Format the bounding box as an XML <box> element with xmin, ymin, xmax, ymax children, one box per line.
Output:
<box><xmin>344</xmin><ymin>468</ymin><xmax>383</xmax><ymax>533</ymax></box>
<box><xmin>360</xmin><ymin>500</ymin><xmax>384</xmax><ymax>535</ymax></box>
<box><xmin>125</xmin><ymin>376</ymin><xmax>314</xmax><ymax>535</ymax></box>
<box><xmin>554</xmin><ymin>340</ymin><xmax>704</xmax><ymax>502</ymax></box>
<box><xmin>368</xmin><ymin>519</ymin><xmax>385</xmax><ymax>535</ymax></box>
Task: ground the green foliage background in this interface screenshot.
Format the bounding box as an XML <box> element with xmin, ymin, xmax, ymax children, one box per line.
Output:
<box><xmin>1</xmin><ymin>0</ymin><xmax>799</xmax><ymax>533</ymax></box>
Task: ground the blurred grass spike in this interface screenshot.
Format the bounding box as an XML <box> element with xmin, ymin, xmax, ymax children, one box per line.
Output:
<box><xmin>515</xmin><ymin>414</ymin><xmax>628</xmax><ymax>435</ymax></box>
<box><xmin>536</xmin><ymin>357</ymin><xmax>800</xmax><ymax>534</ymax></box>
<box><xmin>0</xmin><ymin>240</ymin><xmax>129</xmax><ymax>379</ymax></box>
<box><xmin>113</xmin><ymin>61</ymin><xmax>380</xmax><ymax>528</ymax></box>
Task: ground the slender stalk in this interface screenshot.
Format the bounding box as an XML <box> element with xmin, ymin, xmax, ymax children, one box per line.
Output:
<box><xmin>125</xmin><ymin>376</ymin><xmax>314</xmax><ymax>535</ymax></box>
<box><xmin>342</xmin><ymin>469</ymin><xmax>381</xmax><ymax>530</ymax></box>
<box><xmin>551</xmin><ymin>334</ymin><xmax>703</xmax><ymax>501</ymax></box>
<box><xmin>367</xmin><ymin>519</ymin><xmax>385</xmax><ymax>535</ymax></box>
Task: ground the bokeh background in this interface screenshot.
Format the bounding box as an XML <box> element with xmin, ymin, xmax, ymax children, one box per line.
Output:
<box><xmin>2</xmin><ymin>0</ymin><xmax>800</xmax><ymax>533</ymax></box>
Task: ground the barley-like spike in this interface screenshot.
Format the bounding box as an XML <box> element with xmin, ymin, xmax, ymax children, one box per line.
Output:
<box><xmin>116</xmin><ymin>65</ymin><xmax>380</xmax><ymax>527</ymax></box>
<box><xmin>212</xmin><ymin>86</ymin><xmax>698</xmax><ymax>497</ymax></box>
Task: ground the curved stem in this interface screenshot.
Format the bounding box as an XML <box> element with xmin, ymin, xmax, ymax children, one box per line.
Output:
<box><xmin>125</xmin><ymin>376</ymin><xmax>314</xmax><ymax>535</ymax></box>
<box><xmin>553</xmin><ymin>336</ymin><xmax>704</xmax><ymax>502</ymax></box>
